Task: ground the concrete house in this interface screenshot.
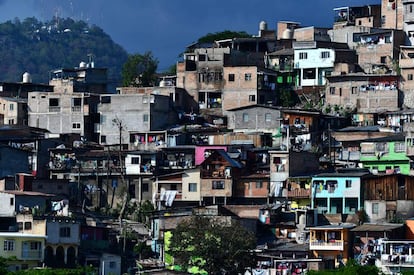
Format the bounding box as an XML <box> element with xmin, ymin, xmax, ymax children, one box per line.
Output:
<box><xmin>226</xmin><ymin>105</ymin><xmax>282</xmax><ymax>147</ymax></box>
<box><xmin>0</xmin><ymin>97</ymin><xmax>27</xmax><ymax>125</ymax></box>
<box><xmin>97</xmin><ymin>93</ymin><xmax>176</xmax><ymax>146</ymax></box>
<box><xmin>0</xmin><ymin>232</ymin><xmax>46</xmax><ymax>271</ymax></box>
<box><xmin>311</xmin><ymin>170</ymin><xmax>370</xmax><ymax>215</ymax></box>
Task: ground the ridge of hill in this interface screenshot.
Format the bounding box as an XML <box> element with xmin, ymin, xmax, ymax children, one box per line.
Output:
<box><xmin>0</xmin><ymin>17</ymin><xmax>128</xmax><ymax>88</ymax></box>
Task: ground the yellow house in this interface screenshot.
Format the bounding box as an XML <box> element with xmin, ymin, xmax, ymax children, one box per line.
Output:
<box><xmin>309</xmin><ymin>223</ymin><xmax>355</xmax><ymax>269</ymax></box>
<box><xmin>0</xmin><ymin>232</ymin><xmax>46</xmax><ymax>272</ymax></box>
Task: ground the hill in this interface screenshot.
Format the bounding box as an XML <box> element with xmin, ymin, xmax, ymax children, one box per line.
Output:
<box><xmin>0</xmin><ymin>17</ymin><xmax>128</xmax><ymax>89</ymax></box>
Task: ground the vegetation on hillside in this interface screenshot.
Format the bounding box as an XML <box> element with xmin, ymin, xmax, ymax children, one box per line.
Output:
<box><xmin>0</xmin><ymin>17</ymin><xmax>128</xmax><ymax>86</ymax></box>
<box><xmin>197</xmin><ymin>30</ymin><xmax>252</xmax><ymax>43</ymax></box>
<box><xmin>167</xmin><ymin>215</ymin><xmax>257</xmax><ymax>274</ymax></box>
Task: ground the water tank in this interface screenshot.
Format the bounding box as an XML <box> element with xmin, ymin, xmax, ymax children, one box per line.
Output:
<box><xmin>259</xmin><ymin>21</ymin><xmax>268</xmax><ymax>31</ymax></box>
<box><xmin>159</xmin><ymin>80</ymin><xmax>166</xmax><ymax>87</ymax></box>
<box><xmin>22</xmin><ymin>72</ymin><xmax>32</xmax><ymax>83</ymax></box>
<box><xmin>79</xmin><ymin>61</ymin><xmax>87</xmax><ymax>68</ymax></box>
<box><xmin>282</xmin><ymin>29</ymin><xmax>294</xmax><ymax>39</ymax></box>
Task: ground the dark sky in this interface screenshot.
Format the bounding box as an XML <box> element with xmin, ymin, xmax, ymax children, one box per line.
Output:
<box><xmin>1</xmin><ymin>0</ymin><xmax>380</xmax><ymax>71</ymax></box>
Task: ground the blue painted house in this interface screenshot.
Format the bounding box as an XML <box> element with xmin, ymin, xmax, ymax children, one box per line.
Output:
<box><xmin>311</xmin><ymin>169</ymin><xmax>370</xmax><ymax>214</ymax></box>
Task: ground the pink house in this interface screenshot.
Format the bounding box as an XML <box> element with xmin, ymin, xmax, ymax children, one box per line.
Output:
<box><xmin>195</xmin><ymin>146</ymin><xmax>227</xmax><ymax>165</ymax></box>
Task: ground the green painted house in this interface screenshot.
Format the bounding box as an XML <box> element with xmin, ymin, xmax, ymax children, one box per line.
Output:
<box><xmin>359</xmin><ymin>134</ymin><xmax>410</xmax><ymax>175</ymax></box>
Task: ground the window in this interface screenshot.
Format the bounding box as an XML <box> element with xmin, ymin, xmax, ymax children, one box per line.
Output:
<box><xmin>329</xmin><ymin>87</ymin><xmax>336</xmax><ymax>95</ymax></box>
<box><xmin>72</xmin><ymin>98</ymin><xmax>82</xmax><ymax>112</ymax></box>
<box><xmin>10</xmin><ymin>198</ymin><xmax>14</xmax><ymax>206</ymax></box>
<box><xmin>265</xmin><ymin>113</ymin><xmax>272</xmax><ymax>122</ymax></box>
<box><xmin>72</xmin><ymin>98</ymin><xmax>81</xmax><ymax>106</ymax></box>
<box><xmin>143</xmin><ymin>96</ymin><xmax>148</xmax><ymax>103</ymax></box>
<box><xmin>131</xmin><ymin>157</ymin><xmax>140</xmax><ymax>164</ymax></box>
<box><xmin>188</xmin><ymin>183</ymin><xmax>197</xmax><ymax>192</ymax></box>
<box><xmin>212</xmin><ymin>180</ymin><xmax>225</xmax><ymax>189</ymax></box>
<box><xmin>17</xmin><ymin>222</ymin><xmax>23</xmax><ymax>230</ymax></box>
<box><xmin>4</xmin><ymin>240</ymin><xmax>14</xmax><ymax>251</ymax></box>
<box><xmin>228</xmin><ymin>74</ymin><xmax>235</xmax><ymax>82</ymax></box>
<box><xmin>372</xmin><ymin>203</ymin><xmax>379</xmax><ymax>214</ymax></box>
<box><xmin>380</xmin><ymin>56</ymin><xmax>386</xmax><ymax>64</ymax></box>
<box><xmin>59</xmin><ymin>227</ymin><xmax>71</xmax><ymax>237</ymax></box>
<box><xmin>100</xmin><ymin>135</ymin><xmax>107</xmax><ymax>143</ymax></box>
<box><xmin>142</xmin><ymin>183</ymin><xmax>149</xmax><ymax>192</ymax></box>
<box><xmin>24</xmin><ymin>222</ymin><xmax>32</xmax><ymax>230</ymax></box>
<box><xmin>198</xmin><ymin>54</ymin><xmax>206</xmax><ymax>61</ymax></box>
<box><xmin>351</xmin><ymin>87</ymin><xmax>358</xmax><ymax>94</ymax></box>
<box><xmin>109</xmin><ymin>261</ymin><xmax>117</xmax><ymax>269</ymax></box>
<box><xmin>49</xmin><ymin>98</ymin><xmax>59</xmax><ymax>106</ymax></box>
<box><xmin>8</xmin><ymin>119</ymin><xmax>14</xmax><ymax>125</ymax></box>
<box><xmin>299</xmin><ymin>52</ymin><xmax>308</xmax><ymax>59</ymax></box>
<box><xmin>303</xmin><ymin>68</ymin><xmax>315</xmax><ymax>79</ymax></box>
<box><xmin>321</xmin><ymin>51</ymin><xmax>330</xmax><ymax>59</ymax></box>
<box><xmin>245</xmin><ymin>73</ymin><xmax>252</xmax><ymax>81</ymax></box>
<box><xmin>395</xmin><ymin>142</ymin><xmax>405</xmax><ymax>152</ymax></box>
<box><xmin>345</xmin><ymin>180</ymin><xmax>352</xmax><ymax>188</ymax></box>
<box><xmin>242</xmin><ymin>113</ymin><xmax>249</xmax><ymax>122</ymax></box>
<box><xmin>72</xmin><ymin>123</ymin><xmax>81</xmax><ymax>129</ymax></box>
<box><xmin>30</xmin><ymin>242</ymin><xmax>41</xmax><ymax>250</ymax></box>
<box><xmin>408</xmin><ymin>74</ymin><xmax>413</xmax><ymax>81</ymax></box>
<box><xmin>256</xmin><ymin>181</ymin><xmax>263</xmax><ymax>189</ymax></box>
<box><xmin>101</xmin><ymin>96</ymin><xmax>111</xmax><ymax>104</ymax></box>
<box><xmin>249</xmin><ymin>95</ymin><xmax>256</xmax><ymax>102</ymax></box>
<box><xmin>326</xmin><ymin>180</ymin><xmax>337</xmax><ymax>193</ymax></box>
<box><xmin>143</xmin><ymin>114</ymin><xmax>149</xmax><ymax>122</ymax></box>
<box><xmin>9</xmin><ymin>103</ymin><xmax>14</xmax><ymax>111</ymax></box>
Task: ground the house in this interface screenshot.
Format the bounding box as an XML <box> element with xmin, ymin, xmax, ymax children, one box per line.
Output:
<box><xmin>363</xmin><ymin>173</ymin><xmax>414</xmax><ymax>222</ymax></box>
<box><xmin>269</xmin><ymin>150</ymin><xmax>320</xmax><ymax>207</ymax></box>
<box><xmin>97</xmin><ymin>93</ymin><xmax>176</xmax><ymax>146</ymax></box>
<box><xmin>377</xmin><ymin>240</ymin><xmax>414</xmax><ymax>275</ymax></box>
<box><xmin>311</xmin><ymin>170</ymin><xmax>370</xmax><ymax>215</ymax></box>
<box><xmin>125</xmin><ymin>151</ymin><xmax>157</xmax><ymax>202</ymax></box>
<box><xmin>356</xmin><ymin>29</ymin><xmax>405</xmax><ymax>74</ymax></box>
<box><xmin>324</xmin><ymin>74</ymin><xmax>400</xmax><ymax>123</ymax></box>
<box><xmin>293</xmin><ymin>41</ymin><xmax>341</xmax><ymax>88</ymax></box>
<box><xmin>152</xmin><ymin>168</ymin><xmax>201</xmax><ymax>209</ymax></box>
<box><xmin>226</xmin><ymin>105</ymin><xmax>282</xmax><ymax>147</ymax></box>
<box><xmin>27</xmin><ymin>89</ymin><xmax>100</xmax><ymax>143</ymax></box>
<box><xmin>0</xmin><ymin>97</ymin><xmax>27</xmax><ymax>125</ymax></box>
<box><xmin>0</xmin><ymin>190</ymin><xmax>54</xmax><ymax>217</ymax></box>
<box><xmin>0</xmin><ymin>232</ymin><xmax>46</xmax><ymax>271</ymax></box>
<box><xmin>359</xmin><ymin>134</ymin><xmax>410</xmax><ymax>175</ymax></box>
<box><xmin>308</xmin><ymin>223</ymin><xmax>356</xmax><ymax>269</ymax></box>
<box><xmin>200</xmin><ymin>149</ymin><xmax>243</xmax><ymax>205</ymax></box>
<box><xmin>351</xmin><ymin>223</ymin><xmax>404</xmax><ymax>265</ymax></box>
<box><xmin>44</xmin><ymin>216</ymin><xmax>81</xmax><ymax>268</ymax></box>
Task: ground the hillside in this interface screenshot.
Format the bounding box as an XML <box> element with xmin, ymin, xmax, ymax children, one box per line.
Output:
<box><xmin>0</xmin><ymin>17</ymin><xmax>128</xmax><ymax>88</ymax></box>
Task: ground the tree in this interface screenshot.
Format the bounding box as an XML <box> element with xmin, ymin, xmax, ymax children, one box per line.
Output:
<box><xmin>197</xmin><ymin>30</ymin><xmax>251</xmax><ymax>44</ymax></box>
<box><xmin>307</xmin><ymin>260</ymin><xmax>379</xmax><ymax>275</ymax></box>
<box><xmin>168</xmin><ymin>215</ymin><xmax>257</xmax><ymax>274</ymax></box>
<box><xmin>121</xmin><ymin>52</ymin><xmax>158</xmax><ymax>87</ymax></box>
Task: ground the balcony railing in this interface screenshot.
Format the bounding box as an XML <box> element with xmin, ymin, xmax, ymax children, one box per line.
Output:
<box><xmin>287</xmin><ymin>188</ymin><xmax>310</xmax><ymax>198</ymax></box>
<box><xmin>310</xmin><ymin>240</ymin><xmax>344</xmax><ymax>251</ymax></box>
<box><xmin>21</xmin><ymin>250</ymin><xmax>42</xmax><ymax>260</ymax></box>
<box><xmin>381</xmin><ymin>254</ymin><xmax>414</xmax><ymax>266</ymax></box>
<box><xmin>48</xmin><ymin>106</ymin><xmax>61</xmax><ymax>112</ymax></box>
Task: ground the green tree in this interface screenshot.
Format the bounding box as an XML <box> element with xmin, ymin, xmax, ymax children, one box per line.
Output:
<box><xmin>307</xmin><ymin>260</ymin><xmax>379</xmax><ymax>275</ymax></box>
<box><xmin>168</xmin><ymin>215</ymin><xmax>256</xmax><ymax>275</ymax></box>
<box><xmin>121</xmin><ymin>52</ymin><xmax>158</xmax><ymax>87</ymax></box>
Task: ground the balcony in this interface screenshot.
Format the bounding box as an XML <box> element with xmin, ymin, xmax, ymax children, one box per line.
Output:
<box><xmin>287</xmin><ymin>188</ymin><xmax>310</xmax><ymax>198</ymax></box>
<box><xmin>309</xmin><ymin>240</ymin><xmax>344</xmax><ymax>251</ymax></box>
<box><xmin>381</xmin><ymin>254</ymin><xmax>414</xmax><ymax>266</ymax></box>
<box><xmin>21</xmin><ymin>250</ymin><xmax>42</xmax><ymax>260</ymax></box>
<box><xmin>48</xmin><ymin>106</ymin><xmax>61</xmax><ymax>112</ymax></box>
<box><xmin>71</xmin><ymin>106</ymin><xmax>82</xmax><ymax>112</ymax></box>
